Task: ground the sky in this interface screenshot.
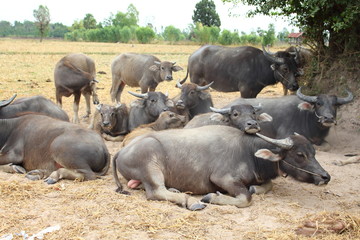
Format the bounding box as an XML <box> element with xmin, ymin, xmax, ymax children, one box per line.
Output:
<box><xmin>0</xmin><ymin>0</ymin><xmax>297</xmax><ymax>33</ymax></box>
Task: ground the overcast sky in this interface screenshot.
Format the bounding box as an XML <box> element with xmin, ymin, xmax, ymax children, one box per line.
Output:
<box><xmin>0</xmin><ymin>0</ymin><xmax>297</xmax><ymax>33</ymax></box>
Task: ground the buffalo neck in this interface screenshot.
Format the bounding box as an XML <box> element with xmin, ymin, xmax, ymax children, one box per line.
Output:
<box><xmin>0</xmin><ymin>118</ymin><xmax>18</xmax><ymax>147</ymax></box>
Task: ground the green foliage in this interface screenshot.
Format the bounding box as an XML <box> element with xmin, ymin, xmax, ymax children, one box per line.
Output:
<box><xmin>261</xmin><ymin>24</ymin><xmax>276</xmax><ymax>46</ymax></box>
<box><xmin>162</xmin><ymin>25</ymin><xmax>184</xmax><ymax>43</ymax></box>
<box><xmin>112</xmin><ymin>4</ymin><xmax>139</xmax><ymax>28</ymax></box>
<box><xmin>192</xmin><ymin>23</ymin><xmax>219</xmax><ymax>44</ymax></box>
<box><xmin>0</xmin><ymin>21</ymin><xmax>13</xmax><ymax>36</ymax></box>
<box><xmin>135</xmin><ymin>27</ymin><xmax>155</xmax><ymax>43</ymax></box>
<box><xmin>219</xmin><ymin>29</ymin><xmax>232</xmax><ymax>45</ymax></box>
<box><xmin>33</xmin><ymin>5</ymin><xmax>50</xmax><ymax>42</ymax></box>
<box><xmin>83</xmin><ymin>14</ymin><xmax>97</xmax><ymax>29</ymax></box>
<box><xmin>49</xmin><ymin>23</ymin><xmax>69</xmax><ymax>38</ymax></box>
<box><xmin>277</xmin><ymin>27</ymin><xmax>289</xmax><ymax>42</ymax></box>
<box><xmin>193</xmin><ymin>0</ymin><xmax>221</xmax><ymax>27</ymax></box>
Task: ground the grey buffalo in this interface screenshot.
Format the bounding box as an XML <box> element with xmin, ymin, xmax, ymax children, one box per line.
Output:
<box><xmin>110</xmin><ymin>53</ymin><xmax>183</xmax><ymax>103</ymax></box>
<box><xmin>113</xmin><ymin>126</ymin><xmax>330</xmax><ymax>210</ymax></box>
<box><xmin>184</xmin><ymin>104</ymin><xmax>273</xmax><ymax>134</ymax></box>
<box><xmin>88</xmin><ymin>103</ymin><xmax>129</xmax><ymax>142</ymax></box>
<box><xmin>127</xmin><ymin>91</ymin><xmax>174</xmax><ymax>131</ymax></box>
<box><xmin>0</xmin><ymin>94</ymin><xmax>69</xmax><ymax>121</ymax></box>
<box><xmin>225</xmin><ymin>87</ymin><xmax>354</xmax><ymax>145</ymax></box>
<box><xmin>54</xmin><ymin>53</ymin><xmax>99</xmax><ymax>123</ymax></box>
<box><xmin>182</xmin><ymin>45</ymin><xmax>300</xmax><ymax>98</ymax></box>
<box><xmin>174</xmin><ymin>80</ymin><xmax>214</xmax><ymax>120</ymax></box>
<box><xmin>0</xmin><ymin>114</ymin><xmax>110</xmax><ymax>184</ymax></box>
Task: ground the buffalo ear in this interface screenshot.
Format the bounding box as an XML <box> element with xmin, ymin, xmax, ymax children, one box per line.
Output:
<box><xmin>149</xmin><ymin>64</ymin><xmax>160</xmax><ymax>72</ymax></box>
<box><xmin>297</xmin><ymin>102</ymin><xmax>314</xmax><ymax>111</ymax></box>
<box><xmin>96</xmin><ymin>104</ymin><xmax>102</xmax><ymax>111</ymax></box>
<box><xmin>199</xmin><ymin>91</ymin><xmax>211</xmax><ymax>100</ymax></box>
<box><xmin>258</xmin><ymin>113</ymin><xmax>273</xmax><ymax>122</ymax></box>
<box><xmin>172</xmin><ymin>65</ymin><xmax>183</xmax><ymax>72</ymax></box>
<box><xmin>209</xmin><ymin>113</ymin><xmax>226</xmax><ymax>122</ymax></box>
<box><xmin>255</xmin><ymin>149</ymin><xmax>282</xmax><ymax>162</ymax></box>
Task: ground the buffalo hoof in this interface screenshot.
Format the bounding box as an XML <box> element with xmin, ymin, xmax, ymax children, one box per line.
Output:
<box><xmin>201</xmin><ymin>193</ymin><xmax>215</xmax><ymax>203</ymax></box>
<box><xmin>249</xmin><ymin>186</ymin><xmax>256</xmax><ymax>195</ymax></box>
<box><xmin>168</xmin><ymin>187</ymin><xmax>180</xmax><ymax>193</ymax></box>
<box><xmin>25</xmin><ymin>170</ymin><xmax>44</xmax><ymax>181</ymax></box>
<box><xmin>115</xmin><ymin>187</ymin><xmax>131</xmax><ymax>195</ymax></box>
<box><xmin>188</xmin><ymin>202</ymin><xmax>206</xmax><ymax>211</ymax></box>
<box><xmin>12</xmin><ymin>165</ymin><xmax>26</xmax><ymax>174</ymax></box>
<box><xmin>93</xmin><ymin>100</ymin><xmax>100</xmax><ymax>105</ymax></box>
<box><xmin>44</xmin><ymin>178</ymin><xmax>57</xmax><ymax>184</ymax></box>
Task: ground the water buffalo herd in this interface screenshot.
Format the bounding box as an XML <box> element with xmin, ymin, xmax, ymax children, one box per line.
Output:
<box><xmin>0</xmin><ymin>44</ymin><xmax>355</xmax><ymax>210</ymax></box>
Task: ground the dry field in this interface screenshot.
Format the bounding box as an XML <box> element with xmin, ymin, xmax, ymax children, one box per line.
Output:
<box><xmin>0</xmin><ymin>38</ymin><xmax>359</xmax><ymax>240</ymax></box>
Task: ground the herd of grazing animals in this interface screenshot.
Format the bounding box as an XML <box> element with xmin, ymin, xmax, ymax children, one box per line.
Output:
<box><xmin>0</xmin><ymin>45</ymin><xmax>354</xmax><ymax>210</ymax></box>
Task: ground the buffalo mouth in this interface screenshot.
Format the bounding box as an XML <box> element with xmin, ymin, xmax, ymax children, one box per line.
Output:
<box><xmin>244</xmin><ymin>126</ymin><xmax>261</xmax><ymax>134</ymax></box>
<box><xmin>175</xmin><ymin>102</ymin><xmax>186</xmax><ymax>109</ymax></box>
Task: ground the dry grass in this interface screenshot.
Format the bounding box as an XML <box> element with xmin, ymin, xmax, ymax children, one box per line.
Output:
<box><xmin>0</xmin><ymin>38</ymin><xmax>359</xmax><ymax>240</ymax></box>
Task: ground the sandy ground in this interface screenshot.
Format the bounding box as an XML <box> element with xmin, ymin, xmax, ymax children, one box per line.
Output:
<box><xmin>1</xmin><ymin>83</ymin><xmax>359</xmax><ymax>240</ymax></box>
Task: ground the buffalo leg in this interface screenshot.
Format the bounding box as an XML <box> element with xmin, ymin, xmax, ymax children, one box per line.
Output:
<box><xmin>44</xmin><ymin>168</ymin><xmax>97</xmax><ymax>184</ymax></box>
<box><xmin>142</xmin><ymin>163</ymin><xmax>206</xmax><ymax>211</ymax></box>
<box><xmin>83</xmin><ymin>92</ymin><xmax>91</xmax><ymax>119</ymax></box>
<box><xmin>0</xmin><ymin>141</ymin><xmax>25</xmax><ymax>173</ymax></box>
<box><xmin>0</xmin><ymin>164</ymin><xmax>26</xmax><ymax>174</ymax></box>
<box><xmin>201</xmin><ymin>173</ymin><xmax>252</xmax><ymax>207</ymax></box>
<box><xmin>72</xmin><ymin>93</ymin><xmax>81</xmax><ymax>123</ymax></box>
<box><xmin>249</xmin><ymin>180</ymin><xmax>273</xmax><ymax>194</ymax></box>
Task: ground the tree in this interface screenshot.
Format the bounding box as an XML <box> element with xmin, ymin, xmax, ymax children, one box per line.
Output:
<box><xmin>222</xmin><ymin>0</ymin><xmax>360</xmax><ymax>56</ymax></box>
<box><xmin>163</xmin><ymin>25</ymin><xmax>182</xmax><ymax>43</ymax></box>
<box><xmin>135</xmin><ymin>27</ymin><xmax>155</xmax><ymax>44</ymax></box>
<box><xmin>261</xmin><ymin>24</ymin><xmax>276</xmax><ymax>46</ymax></box>
<box><xmin>112</xmin><ymin>4</ymin><xmax>139</xmax><ymax>28</ymax></box>
<box><xmin>33</xmin><ymin>5</ymin><xmax>50</xmax><ymax>42</ymax></box>
<box><xmin>83</xmin><ymin>14</ymin><xmax>97</xmax><ymax>29</ymax></box>
<box><xmin>193</xmin><ymin>0</ymin><xmax>221</xmax><ymax>27</ymax></box>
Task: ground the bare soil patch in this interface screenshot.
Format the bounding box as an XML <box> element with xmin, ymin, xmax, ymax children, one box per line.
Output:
<box><xmin>0</xmin><ymin>39</ymin><xmax>359</xmax><ymax>240</ymax></box>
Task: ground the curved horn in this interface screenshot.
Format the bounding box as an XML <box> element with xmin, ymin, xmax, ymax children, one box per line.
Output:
<box><xmin>296</xmin><ymin>87</ymin><xmax>317</xmax><ymax>103</ymax></box>
<box><xmin>172</xmin><ymin>61</ymin><xmax>176</xmax><ymax>65</ymax></box>
<box><xmin>210</xmin><ymin>106</ymin><xmax>231</xmax><ymax>114</ymax></box>
<box><xmin>262</xmin><ymin>45</ymin><xmax>285</xmax><ymax>64</ymax></box>
<box><xmin>176</xmin><ymin>80</ymin><xmax>183</xmax><ymax>89</ymax></box>
<box><xmin>253</xmin><ymin>103</ymin><xmax>262</xmax><ymax>112</ymax></box>
<box><xmin>336</xmin><ymin>89</ymin><xmax>354</xmax><ymax>105</ymax></box>
<box><xmin>256</xmin><ymin>133</ymin><xmax>294</xmax><ymax>150</ymax></box>
<box><xmin>196</xmin><ymin>81</ymin><xmax>214</xmax><ymax>91</ymax></box>
<box><xmin>128</xmin><ymin>91</ymin><xmax>148</xmax><ymax>99</ymax></box>
<box><xmin>0</xmin><ymin>94</ymin><xmax>17</xmax><ymax>108</ymax></box>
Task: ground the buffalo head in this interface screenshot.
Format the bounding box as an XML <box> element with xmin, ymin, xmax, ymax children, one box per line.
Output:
<box><xmin>262</xmin><ymin>46</ymin><xmax>299</xmax><ymax>91</ymax></box>
<box><xmin>175</xmin><ymin>81</ymin><xmax>213</xmax><ymax>109</ymax></box>
<box><xmin>296</xmin><ymin>87</ymin><xmax>353</xmax><ymax>127</ymax></box>
<box><xmin>255</xmin><ymin>133</ymin><xmax>330</xmax><ymax>185</ymax></box>
<box><xmin>149</xmin><ymin>61</ymin><xmax>183</xmax><ymax>82</ymax></box>
<box><xmin>210</xmin><ymin>104</ymin><xmax>272</xmax><ymax>134</ymax></box>
<box><xmin>96</xmin><ymin>103</ymin><xmax>124</xmax><ymax>131</ymax></box>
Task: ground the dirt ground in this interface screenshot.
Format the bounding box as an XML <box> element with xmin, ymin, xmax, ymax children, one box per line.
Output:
<box><xmin>0</xmin><ymin>39</ymin><xmax>359</xmax><ymax>240</ymax></box>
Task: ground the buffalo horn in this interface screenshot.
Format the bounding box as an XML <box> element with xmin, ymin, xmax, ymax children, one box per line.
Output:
<box><xmin>210</xmin><ymin>106</ymin><xmax>231</xmax><ymax>114</ymax></box>
<box><xmin>262</xmin><ymin>45</ymin><xmax>285</xmax><ymax>64</ymax></box>
<box><xmin>256</xmin><ymin>133</ymin><xmax>294</xmax><ymax>150</ymax></box>
<box><xmin>336</xmin><ymin>89</ymin><xmax>354</xmax><ymax>105</ymax></box>
<box><xmin>253</xmin><ymin>103</ymin><xmax>262</xmax><ymax>112</ymax></box>
<box><xmin>296</xmin><ymin>87</ymin><xmax>317</xmax><ymax>103</ymax></box>
<box><xmin>176</xmin><ymin>80</ymin><xmax>183</xmax><ymax>89</ymax></box>
<box><xmin>196</xmin><ymin>81</ymin><xmax>214</xmax><ymax>91</ymax></box>
<box><xmin>0</xmin><ymin>94</ymin><xmax>17</xmax><ymax>108</ymax></box>
<box><xmin>172</xmin><ymin>61</ymin><xmax>176</xmax><ymax>65</ymax></box>
<box><xmin>128</xmin><ymin>91</ymin><xmax>148</xmax><ymax>99</ymax></box>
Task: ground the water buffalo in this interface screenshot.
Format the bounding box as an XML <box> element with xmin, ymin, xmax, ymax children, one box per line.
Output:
<box><xmin>54</xmin><ymin>53</ymin><xmax>99</xmax><ymax>123</ymax></box>
<box><xmin>0</xmin><ymin>114</ymin><xmax>110</xmax><ymax>184</ymax></box>
<box><xmin>110</xmin><ymin>53</ymin><xmax>183</xmax><ymax>103</ymax></box>
<box><xmin>127</xmin><ymin>91</ymin><xmax>174</xmax><ymax>131</ymax></box>
<box><xmin>88</xmin><ymin>103</ymin><xmax>129</xmax><ymax>142</ymax></box>
<box><xmin>113</xmin><ymin>126</ymin><xmax>330</xmax><ymax>210</ymax></box>
<box><xmin>225</xmin><ymin>87</ymin><xmax>354</xmax><ymax>145</ymax></box>
<box><xmin>121</xmin><ymin>111</ymin><xmax>186</xmax><ymax>147</ymax></box>
<box><xmin>174</xmin><ymin>81</ymin><xmax>214</xmax><ymax>120</ymax></box>
<box><xmin>184</xmin><ymin>104</ymin><xmax>273</xmax><ymax>134</ymax></box>
<box><xmin>0</xmin><ymin>94</ymin><xmax>69</xmax><ymax>121</ymax></box>
<box><xmin>182</xmin><ymin>45</ymin><xmax>300</xmax><ymax>98</ymax></box>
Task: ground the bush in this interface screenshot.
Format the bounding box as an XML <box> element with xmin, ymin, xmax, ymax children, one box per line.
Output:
<box><xmin>135</xmin><ymin>27</ymin><xmax>155</xmax><ymax>44</ymax></box>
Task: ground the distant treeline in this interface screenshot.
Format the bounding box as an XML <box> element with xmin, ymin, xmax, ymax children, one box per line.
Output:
<box><xmin>0</xmin><ymin>20</ymin><xmax>291</xmax><ymax>46</ymax></box>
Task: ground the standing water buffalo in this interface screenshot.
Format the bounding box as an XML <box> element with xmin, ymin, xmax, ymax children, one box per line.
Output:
<box><xmin>0</xmin><ymin>114</ymin><xmax>110</xmax><ymax>184</ymax></box>
<box><xmin>174</xmin><ymin>80</ymin><xmax>214</xmax><ymax>120</ymax></box>
<box><xmin>110</xmin><ymin>53</ymin><xmax>183</xmax><ymax>103</ymax></box>
<box><xmin>127</xmin><ymin>91</ymin><xmax>174</xmax><ymax>131</ymax></box>
<box><xmin>88</xmin><ymin>103</ymin><xmax>129</xmax><ymax>141</ymax></box>
<box><xmin>182</xmin><ymin>45</ymin><xmax>300</xmax><ymax>98</ymax></box>
<box><xmin>225</xmin><ymin>87</ymin><xmax>354</xmax><ymax>145</ymax></box>
<box><xmin>0</xmin><ymin>94</ymin><xmax>69</xmax><ymax>121</ymax></box>
<box><xmin>113</xmin><ymin>126</ymin><xmax>330</xmax><ymax>210</ymax></box>
<box><xmin>54</xmin><ymin>53</ymin><xmax>99</xmax><ymax>123</ymax></box>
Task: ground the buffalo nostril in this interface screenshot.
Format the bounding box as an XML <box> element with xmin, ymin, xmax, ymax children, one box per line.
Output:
<box><xmin>103</xmin><ymin>121</ymin><xmax>110</xmax><ymax>126</ymax></box>
<box><xmin>322</xmin><ymin>173</ymin><xmax>331</xmax><ymax>183</ymax></box>
<box><xmin>163</xmin><ymin>108</ymin><xmax>169</xmax><ymax>112</ymax></box>
<box><xmin>166</xmin><ymin>76</ymin><xmax>173</xmax><ymax>80</ymax></box>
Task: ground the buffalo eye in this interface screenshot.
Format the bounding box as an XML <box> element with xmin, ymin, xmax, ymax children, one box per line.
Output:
<box><xmin>232</xmin><ymin>112</ymin><xmax>239</xmax><ymax>117</ymax></box>
<box><xmin>189</xmin><ymin>90</ymin><xmax>195</xmax><ymax>95</ymax></box>
<box><xmin>296</xmin><ymin>152</ymin><xmax>304</xmax><ymax>157</ymax></box>
<box><xmin>150</xmin><ymin>99</ymin><xmax>157</xmax><ymax>103</ymax></box>
<box><xmin>161</xmin><ymin>66</ymin><xmax>165</xmax><ymax>71</ymax></box>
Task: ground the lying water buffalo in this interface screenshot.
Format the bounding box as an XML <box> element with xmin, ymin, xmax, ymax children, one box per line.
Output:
<box><xmin>0</xmin><ymin>94</ymin><xmax>69</xmax><ymax>121</ymax></box>
<box><xmin>113</xmin><ymin>126</ymin><xmax>330</xmax><ymax>210</ymax></box>
<box><xmin>0</xmin><ymin>114</ymin><xmax>110</xmax><ymax>184</ymax></box>
<box><xmin>174</xmin><ymin>80</ymin><xmax>214</xmax><ymax>120</ymax></box>
<box><xmin>224</xmin><ymin>87</ymin><xmax>354</xmax><ymax>145</ymax></box>
<box><xmin>182</xmin><ymin>45</ymin><xmax>300</xmax><ymax>98</ymax></box>
<box><xmin>121</xmin><ymin>111</ymin><xmax>186</xmax><ymax>147</ymax></box>
<box><xmin>127</xmin><ymin>91</ymin><xmax>174</xmax><ymax>131</ymax></box>
<box><xmin>88</xmin><ymin>103</ymin><xmax>129</xmax><ymax>141</ymax></box>
<box><xmin>54</xmin><ymin>53</ymin><xmax>99</xmax><ymax>123</ymax></box>
<box><xmin>110</xmin><ymin>53</ymin><xmax>183</xmax><ymax>103</ymax></box>
<box><xmin>184</xmin><ymin>104</ymin><xmax>273</xmax><ymax>134</ymax></box>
